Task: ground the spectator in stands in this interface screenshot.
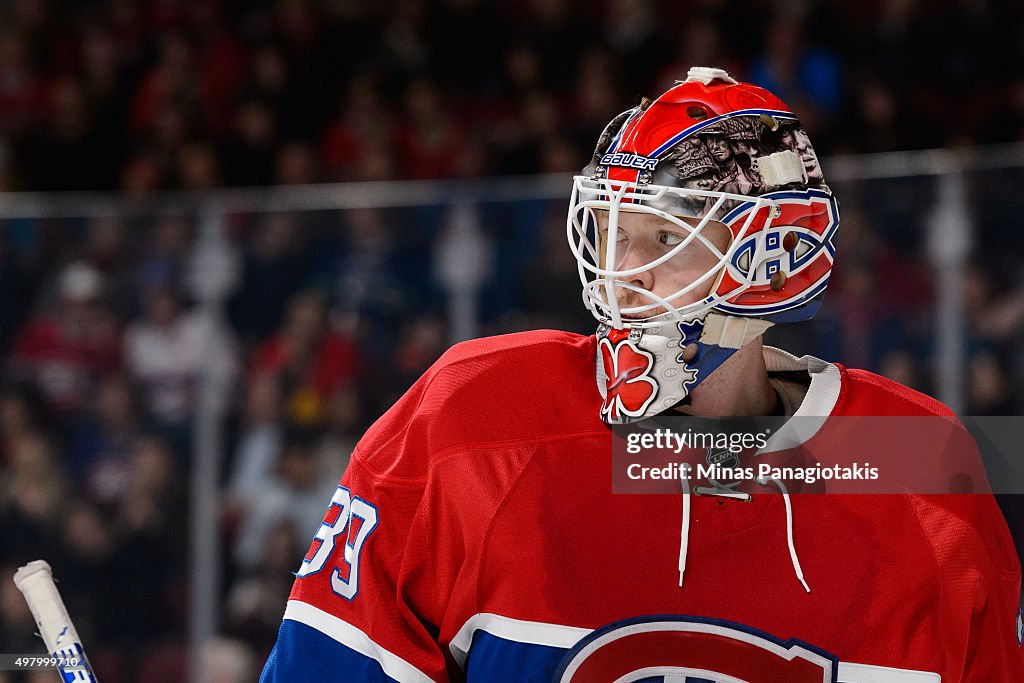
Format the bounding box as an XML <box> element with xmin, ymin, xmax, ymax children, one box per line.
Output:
<box><xmin>228</xmin><ymin>212</ymin><xmax>310</xmax><ymax>345</ymax></box>
<box><xmin>129</xmin><ymin>30</ymin><xmax>201</xmax><ymax>139</ymax></box>
<box><xmin>748</xmin><ymin>15</ymin><xmax>843</xmax><ymax>132</ymax></box>
<box><xmin>225</xmin><ymin>519</ymin><xmax>301</xmax><ymax>650</ymax></box>
<box><xmin>969</xmin><ymin>350</ymin><xmax>1017</xmax><ymax>415</ymax></box>
<box><xmin>312</xmin><ymin>381</ymin><xmax>360</xmax><ymax>482</ymax></box>
<box><xmin>55</xmin><ymin>502</ymin><xmax>117</xmax><ymax>645</ymax></box>
<box><xmin>84</xmin><ymin>217</ymin><xmax>133</xmax><ymax>317</ymax></box>
<box><xmin>0</xmin><ymin>384</ymin><xmax>45</xmax><ymax>468</ymax></box>
<box><xmin>275</xmin><ymin>141</ymin><xmax>320</xmax><ymax>185</ymax></box>
<box><xmin>395</xmin><ymin>78</ymin><xmax>465</xmax><ymax>180</ymax></box>
<box><xmin>0</xmin><ymin>28</ymin><xmax>45</xmax><ymax>137</ymax></box>
<box><xmin>320</xmin><ymin>75</ymin><xmax>396</xmax><ymax>182</ymax></box>
<box><xmin>232</xmin><ymin>433</ymin><xmax>335</xmax><ymax>572</ymax></box>
<box><xmin>360</xmin><ymin>315</ymin><xmax>445</xmax><ymax>422</ymax></box>
<box><xmin>97</xmin><ymin>435</ymin><xmax>181</xmax><ymax>651</ymax></box>
<box><xmin>137</xmin><ymin>215</ymin><xmax>193</xmax><ymax>290</ymax></box>
<box><xmin>70</xmin><ymin>374</ymin><xmax>142</xmax><ymax>504</ymax></box>
<box><xmin>0</xmin><ymin>562</ymin><xmax>40</xmax><ymax>656</ymax></box>
<box><xmin>223</xmin><ymin>98</ymin><xmax>278</xmax><ymax>186</ymax></box>
<box><xmin>252</xmin><ymin>290</ymin><xmax>359</xmax><ymax>429</ymax></box>
<box><xmin>0</xmin><ymin>432</ymin><xmax>66</xmax><ymax>565</ymax></box>
<box><xmin>329</xmin><ymin>208</ymin><xmax>421</xmax><ymax>342</ymax></box>
<box><xmin>0</xmin><ymin>235</ymin><xmax>35</xmax><ymax>358</ymax></box>
<box><xmin>177</xmin><ymin>140</ymin><xmax>223</xmax><ymax>191</ymax></box>
<box><xmin>16</xmin><ymin>76</ymin><xmax>115</xmax><ymax>191</ymax></box>
<box><xmin>8</xmin><ymin>262</ymin><xmax>120</xmax><ymax>417</ymax></box>
<box><xmin>123</xmin><ymin>279</ymin><xmax>236</xmax><ymax>447</ymax></box>
<box><xmin>199</xmin><ymin>637</ymin><xmax>259</xmax><ymax>683</ymax></box>
<box><xmin>227</xmin><ymin>373</ymin><xmax>284</xmax><ymax>510</ymax></box>
<box><xmin>116</xmin><ymin>436</ymin><xmax>181</xmax><ymax>538</ymax></box>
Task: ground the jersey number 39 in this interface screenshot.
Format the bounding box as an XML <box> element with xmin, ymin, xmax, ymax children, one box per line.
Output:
<box><xmin>296</xmin><ymin>485</ymin><xmax>379</xmax><ymax>600</ymax></box>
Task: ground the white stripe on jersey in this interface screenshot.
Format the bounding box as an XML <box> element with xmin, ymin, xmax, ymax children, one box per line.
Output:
<box><xmin>837</xmin><ymin>662</ymin><xmax>941</xmax><ymax>682</ymax></box>
<box><xmin>449</xmin><ymin>612</ymin><xmax>592</xmax><ymax>668</ymax></box>
<box><xmin>283</xmin><ymin>600</ymin><xmax>435</xmax><ymax>683</ymax></box>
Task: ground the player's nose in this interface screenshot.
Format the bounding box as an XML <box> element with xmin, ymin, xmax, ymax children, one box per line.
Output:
<box><xmin>615</xmin><ymin>242</ymin><xmax>656</xmax><ymax>294</ymax></box>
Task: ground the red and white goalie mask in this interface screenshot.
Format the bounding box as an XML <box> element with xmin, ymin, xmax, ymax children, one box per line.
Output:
<box><xmin>567</xmin><ymin>67</ymin><xmax>840</xmax><ymax>423</ymax></box>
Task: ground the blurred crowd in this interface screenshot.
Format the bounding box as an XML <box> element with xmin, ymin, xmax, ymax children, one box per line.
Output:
<box><xmin>0</xmin><ymin>0</ymin><xmax>1021</xmax><ymax>193</ymax></box>
<box><xmin>0</xmin><ymin>206</ymin><xmax>462</xmax><ymax>680</ymax></box>
<box><xmin>0</xmin><ymin>0</ymin><xmax>1023</xmax><ymax>681</ymax></box>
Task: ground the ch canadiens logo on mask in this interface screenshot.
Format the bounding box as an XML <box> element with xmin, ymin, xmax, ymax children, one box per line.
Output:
<box><xmin>598</xmin><ymin>329</ymin><xmax>659</xmax><ymax>422</ymax></box>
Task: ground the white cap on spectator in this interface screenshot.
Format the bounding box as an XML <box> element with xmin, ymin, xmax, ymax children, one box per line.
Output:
<box><xmin>60</xmin><ymin>261</ymin><xmax>102</xmax><ymax>301</ymax></box>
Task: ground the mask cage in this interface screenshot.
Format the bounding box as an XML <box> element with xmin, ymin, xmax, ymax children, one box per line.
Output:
<box><xmin>566</xmin><ymin>176</ymin><xmax>779</xmax><ymax>329</ymax></box>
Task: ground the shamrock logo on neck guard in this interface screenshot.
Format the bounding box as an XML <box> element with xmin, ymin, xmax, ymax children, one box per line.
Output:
<box><xmin>598</xmin><ymin>328</ymin><xmax>659</xmax><ymax>423</ymax></box>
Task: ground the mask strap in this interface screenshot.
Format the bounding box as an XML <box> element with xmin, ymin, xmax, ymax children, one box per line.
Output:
<box><xmin>700</xmin><ymin>313</ymin><xmax>774</xmax><ymax>349</ymax></box>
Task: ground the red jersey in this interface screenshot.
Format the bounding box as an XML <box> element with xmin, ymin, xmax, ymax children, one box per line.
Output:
<box><xmin>261</xmin><ymin>330</ymin><xmax>1023</xmax><ymax>682</ymax></box>
<box><xmin>9</xmin><ymin>315</ymin><xmax>121</xmax><ymax>414</ymax></box>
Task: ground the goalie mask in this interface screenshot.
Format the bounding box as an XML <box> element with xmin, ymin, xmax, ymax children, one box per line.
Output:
<box><xmin>567</xmin><ymin>67</ymin><xmax>839</xmax><ymax>423</ymax></box>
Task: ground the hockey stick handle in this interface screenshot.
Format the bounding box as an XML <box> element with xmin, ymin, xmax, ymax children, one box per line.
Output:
<box><xmin>13</xmin><ymin>560</ymin><xmax>99</xmax><ymax>682</ymax></box>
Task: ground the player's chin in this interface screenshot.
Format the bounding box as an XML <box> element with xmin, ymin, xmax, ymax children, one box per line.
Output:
<box><xmin>618</xmin><ymin>307</ymin><xmax>673</xmax><ymax>323</ymax></box>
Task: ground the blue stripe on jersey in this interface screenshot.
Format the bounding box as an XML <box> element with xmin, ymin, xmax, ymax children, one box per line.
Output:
<box><xmin>464</xmin><ymin>630</ymin><xmax>568</xmax><ymax>682</ymax></box>
<box><xmin>463</xmin><ymin>632</ymin><xmax>719</xmax><ymax>682</ymax></box>
<box><xmin>260</xmin><ymin>619</ymin><xmax>398</xmax><ymax>683</ymax></box>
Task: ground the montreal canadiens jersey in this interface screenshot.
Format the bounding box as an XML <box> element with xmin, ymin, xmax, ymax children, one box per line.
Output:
<box><xmin>260</xmin><ymin>330</ymin><xmax>1024</xmax><ymax>682</ymax></box>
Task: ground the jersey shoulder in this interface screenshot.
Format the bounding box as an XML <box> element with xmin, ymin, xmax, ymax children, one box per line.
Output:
<box><xmin>837</xmin><ymin>366</ymin><xmax>1020</xmax><ymax>575</ymax></box>
<box><xmin>835</xmin><ymin>365</ymin><xmax>954</xmax><ymax>417</ymax></box>
<box><xmin>413</xmin><ymin>329</ymin><xmax>597</xmax><ymax>418</ymax></box>
<box><xmin>355</xmin><ymin>330</ymin><xmax>605</xmax><ymax>481</ymax></box>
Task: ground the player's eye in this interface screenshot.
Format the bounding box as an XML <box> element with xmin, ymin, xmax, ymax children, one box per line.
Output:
<box><xmin>598</xmin><ymin>227</ymin><xmax>629</xmax><ymax>245</ymax></box>
<box><xmin>658</xmin><ymin>231</ymin><xmax>686</xmax><ymax>247</ymax></box>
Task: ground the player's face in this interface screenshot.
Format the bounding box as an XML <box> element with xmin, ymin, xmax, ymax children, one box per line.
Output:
<box><xmin>595</xmin><ymin>210</ymin><xmax>731</xmax><ymax>317</ymax></box>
